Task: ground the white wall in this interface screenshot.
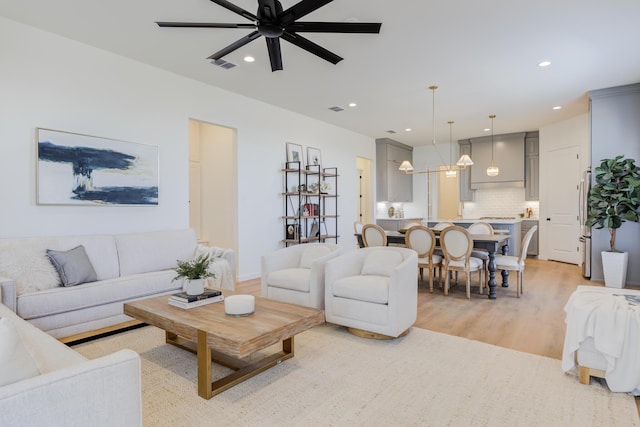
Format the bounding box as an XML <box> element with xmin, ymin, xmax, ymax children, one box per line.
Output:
<box><xmin>0</xmin><ymin>17</ymin><xmax>374</xmax><ymax>280</ymax></box>
<box><xmin>538</xmin><ymin>113</ymin><xmax>590</xmax><ymax>260</ymax></box>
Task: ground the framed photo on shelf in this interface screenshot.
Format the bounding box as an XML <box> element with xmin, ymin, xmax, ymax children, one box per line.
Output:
<box><xmin>286</xmin><ymin>142</ymin><xmax>304</xmax><ymax>168</ymax></box>
<box><xmin>307</xmin><ymin>147</ymin><xmax>322</xmax><ymax>167</ymax></box>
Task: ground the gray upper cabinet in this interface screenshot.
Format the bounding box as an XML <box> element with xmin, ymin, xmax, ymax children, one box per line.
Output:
<box><xmin>458</xmin><ymin>140</ymin><xmax>475</xmax><ymax>202</ymax></box>
<box><xmin>525</xmin><ymin>132</ymin><xmax>539</xmax><ymax>201</ymax></box>
<box><xmin>470</xmin><ymin>132</ymin><xmax>526</xmax><ymax>189</ymax></box>
<box><xmin>376</xmin><ymin>138</ymin><xmax>413</xmax><ymax>202</ymax></box>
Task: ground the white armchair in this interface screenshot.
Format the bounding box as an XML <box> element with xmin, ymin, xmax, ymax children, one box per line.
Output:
<box><xmin>324</xmin><ymin>247</ymin><xmax>418</xmax><ymax>338</ymax></box>
<box><xmin>261</xmin><ymin>243</ymin><xmax>343</xmax><ymax>309</ymax></box>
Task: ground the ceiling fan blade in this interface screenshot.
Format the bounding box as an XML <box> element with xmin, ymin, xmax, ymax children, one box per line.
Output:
<box><xmin>287</xmin><ymin>22</ymin><xmax>382</xmax><ymax>33</ymax></box>
<box><xmin>207</xmin><ymin>31</ymin><xmax>261</xmax><ymax>60</ymax></box>
<box><xmin>258</xmin><ymin>0</ymin><xmax>281</xmax><ymax>20</ymax></box>
<box><xmin>280</xmin><ymin>0</ymin><xmax>334</xmax><ymax>26</ymax></box>
<box><xmin>156</xmin><ymin>22</ymin><xmax>257</xmax><ymax>29</ymax></box>
<box><xmin>281</xmin><ymin>31</ymin><xmax>342</xmax><ymax>64</ymax></box>
<box><xmin>209</xmin><ymin>0</ymin><xmax>258</xmax><ymax>22</ymax></box>
<box><xmin>266</xmin><ymin>37</ymin><xmax>283</xmax><ymax>71</ymax></box>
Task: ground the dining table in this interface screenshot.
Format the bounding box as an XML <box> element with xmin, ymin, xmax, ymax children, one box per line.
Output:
<box><xmin>355</xmin><ymin>230</ymin><xmax>510</xmax><ymax>299</ymax></box>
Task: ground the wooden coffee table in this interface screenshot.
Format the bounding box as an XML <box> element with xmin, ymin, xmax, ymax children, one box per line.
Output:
<box><xmin>124</xmin><ymin>292</ymin><xmax>324</xmax><ymax>399</ymax></box>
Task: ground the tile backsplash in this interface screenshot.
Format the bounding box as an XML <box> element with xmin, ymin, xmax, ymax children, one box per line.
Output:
<box><xmin>462</xmin><ymin>187</ymin><xmax>539</xmax><ymax>219</ymax></box>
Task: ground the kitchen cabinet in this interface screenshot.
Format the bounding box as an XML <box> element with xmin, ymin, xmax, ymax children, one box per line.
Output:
<box><xmin>458</xmin><ymin>140</ymin><xmax>475</xmax><ymax>201</ymax></box>
<box><xmin>376</xmin><ymin>218</ymin><xmax>423</xmax><ymax>231</ymax></box>
<box><xmin>525</xmin><ymin>132</ymin><xmax>539</xmax><ymax>201</ymax></box>
<box><xmin>376</xmin><ymin>138</ymin><xmax>413</xmax><ymax>202</ymax></box>
<box><xmin>469</xmin><ymin>132</ymin><xmax>526</xmax><ymax>189</ymax></box>
<box><xmin>521</xmin><ymin>219</ymin><xmax>539</xmax><ymax>256</ymax></box>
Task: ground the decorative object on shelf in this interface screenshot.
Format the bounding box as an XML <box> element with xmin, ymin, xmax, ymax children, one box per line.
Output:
<box><xmin>37</xmin><ymin>128</ymin><xmax>158</xmax><ymax>206</ymax></box>
<box><xmin>172</xmin><ymin>253</ymin><xmax>216</xmax><ymax>295</ymax></box>
<box><xmin>486</xmin><ymin>115</ymin><xmax>499</xmax><ymax>177</ymax></box>
<box><xmin>399</xmin><ymin>86</ymin><xmax>473</xmax><ymax>175</ymax></box>
<box><xmin>586</xmin><ymin>155</ymin><xmax>640</xmax><ymax>288</ymax></box>
<box><xmin>307</xmin><ymin>147</ymin><xmax>322</xmax><ymax>167</ymax></box>
<box><xmin>286</xmin><ymin>142</ymin><xmax>304</xmax><ymax>168</ymax></box>
<box><xmin>309</xmin><ymin>181</ymin><xmax>331</xmax><ymax>194</ymax></box>
<box><xmin>224</xmin><ymin>294</ymin><xmax>255</xmax><ymax>316</ymax></box>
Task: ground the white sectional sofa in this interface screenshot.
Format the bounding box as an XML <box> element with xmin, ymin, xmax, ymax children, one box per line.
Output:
<box><xmin>0</xmin><ymin>301</ymin><xmax>142</xmax><ymax>427</ymax></box>
<box><xmin>0</xmin><ymin>229</ymin><xmax>235</xmax><ymax>340</ymax></box>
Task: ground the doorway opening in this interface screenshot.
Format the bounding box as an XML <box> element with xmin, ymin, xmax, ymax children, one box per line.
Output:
<box><xmin>188</xmin><ymin>119</ymin><xmax>238</xmax><ymax>277</ymax></box>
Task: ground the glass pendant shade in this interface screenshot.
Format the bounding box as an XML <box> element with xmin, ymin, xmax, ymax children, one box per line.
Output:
<box><xmin>456</xmin><ymin>154</ymin><xmax>474</xmax><ymax>167</ymax></box>
<box><xmin>399</xmin><ymin>160</ymin><xmax>414</xmax><ymax>172</ymax></box>
<box><xmin>487</xmin><ymin>163</ymin><xmax>499</xmax><ymax>176</ymax></box>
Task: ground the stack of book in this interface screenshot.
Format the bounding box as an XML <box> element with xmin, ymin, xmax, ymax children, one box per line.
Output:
<box><xmin>168</xmin><ymin>289</ymin><xmax>224</xmax><ymax>309</ymax></box>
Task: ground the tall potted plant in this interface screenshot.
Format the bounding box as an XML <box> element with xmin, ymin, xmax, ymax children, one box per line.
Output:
<box><xmin>172</xmin><ymin>253</ymin><xmax>216</xmax><ymax>295</ymax></box>
<box><xmin>586</xmin><ymin>155</ymin><xmax>640</xmax><ymax>288</ymax></box>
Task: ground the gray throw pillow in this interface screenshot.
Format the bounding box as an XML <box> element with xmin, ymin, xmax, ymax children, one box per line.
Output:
<box><xmin>46</xmin><ymin>245</ymin><xmax>97</xmax><ymax>287</ymax></box>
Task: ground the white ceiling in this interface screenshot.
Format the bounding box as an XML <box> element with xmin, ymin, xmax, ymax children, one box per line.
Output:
<box><xmin>1</xmin><ymin>0</ymin><xmax>639</xmax><ymax>147</ymax></box>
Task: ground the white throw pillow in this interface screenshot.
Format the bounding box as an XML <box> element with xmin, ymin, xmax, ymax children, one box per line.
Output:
<box><xmin>299</xmin><ymin>245</ymin><xmax>332</xmax><ymax>269</ymax></box>
<box><xmin>361</xmin><ymin>250</ymin><xmax>403</xmax><ymax>276</ymax></box>
<box><xmin>0</xmin><ymin>243</ymin><xmax>60</xmax><ymax>295</ymax></box>
<box><xmin>0</xmin><ymin>317</ymin><xmax>41</xmax><ymax>386</ymax></box>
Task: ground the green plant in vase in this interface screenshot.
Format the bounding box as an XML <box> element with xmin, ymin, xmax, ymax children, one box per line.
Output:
<box><xmin>172</xmin><ymin>253</ymin><xmax>216</xmax><ymax>295</ymax></box>
<box><xmin>586</xmin><ymin>155</ymin><xmax>640</xmax><ymax>287</ymax></box>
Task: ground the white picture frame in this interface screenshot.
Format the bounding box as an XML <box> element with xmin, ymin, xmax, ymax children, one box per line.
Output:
<box><xmin>307</xmin><ymin>147</ymin><xmax>322</xmax><ymax>167</ymax></box>
<box><xmin>286</xmin><ymin>142</ymin><xmax>304</xmax><ymax>168</ymax></box>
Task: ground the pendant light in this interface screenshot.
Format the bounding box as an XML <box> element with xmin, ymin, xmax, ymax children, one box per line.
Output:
<box><xmin>486</xmin><ymin>114</ymin><xmax>499</xmax><ymax>177</ymax></box>
<box><xmin>445</xmin><ymin>120</ymin><xmax>457</xmax><ymax>178</ymax></box>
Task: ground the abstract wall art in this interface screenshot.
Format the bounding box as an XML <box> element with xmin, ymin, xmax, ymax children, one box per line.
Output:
<box><xmin>37</xmin><ymin>128</ymin><xmax>159</xmax><ymax>206</ymax></box>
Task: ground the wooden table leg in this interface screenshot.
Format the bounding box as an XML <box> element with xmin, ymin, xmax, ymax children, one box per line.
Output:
<box><xmin>197</xmin><ymin>330</ymin><xmax>212</xmax><ymax>399</ymax></box>
<box><xmin>500</xmin><ymin>243</ymin><xmax>510</xmax><ymax>287</ymax></box>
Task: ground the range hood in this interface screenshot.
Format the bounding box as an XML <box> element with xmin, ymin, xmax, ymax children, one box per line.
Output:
<box><xmin>469</xmin><ymin>132</ymin><xmax>526</xmax><ymax>189</ymax></box>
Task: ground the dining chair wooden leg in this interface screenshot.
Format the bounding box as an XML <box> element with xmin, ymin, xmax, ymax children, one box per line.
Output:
<box><xmin>428</xmin><ymin>265</ymin><xmax>434</xmax><ymax>293</ymax></box>
<box><xmin>444</xmin><ymin>270</ymin><xmax>450</xmax><ymax>295</ymax></box>
<box><xmin>465</xmin><ymin>272</ymin><xmax>471</xmax><ymax>299</ymax></box>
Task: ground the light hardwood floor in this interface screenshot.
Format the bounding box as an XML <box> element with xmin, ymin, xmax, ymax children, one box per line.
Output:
<box><xmin>237</xmin><ymin>258</ymin><xmax>640</xmax><ymax>412</ymax></box>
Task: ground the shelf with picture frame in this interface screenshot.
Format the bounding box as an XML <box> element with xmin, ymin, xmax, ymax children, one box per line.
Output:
<box><xmin>281</xmin><ymin>145</ymin><xmax>339</xmax><ymax>246</ymax></box>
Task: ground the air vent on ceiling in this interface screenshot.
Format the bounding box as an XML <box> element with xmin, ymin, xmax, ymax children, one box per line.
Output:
<box><xmin>386</xmin><ymin>130</ymin><xmax>397</xmax><ymax>134</ymax></box>
<box><xmin>211</xmin><ymin>59</ymin><xmax>236</xmax><ymax>69</ymax></box>
<box><xmin>328</xmin><ymin>106</ymin><xmax>344</xmax><ymax>112</ymax></box>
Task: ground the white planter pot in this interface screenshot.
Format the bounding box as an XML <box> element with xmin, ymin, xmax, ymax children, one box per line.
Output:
<box><xmin>601</xmin><ymin>251</ymin><xmax>628</xmax><ymax>288</ymax></box>
<box><xmin>184</xmin><ymin>278</ymin><xmax>205</xmax><ymax>295</ymax></box>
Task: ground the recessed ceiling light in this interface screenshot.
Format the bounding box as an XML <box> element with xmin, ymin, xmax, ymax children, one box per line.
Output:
<box><xmin>244</xmin><ymin>56</ymin><xmax>255</xmax><ymax>63</ymax></box>
<box><xmin>553</xmin><ymin>105</ymin><xmax>562</xmax><ymax>110</ymax></box>
<box><xmin>348</xmin><ymin>102</ymin><xmax>357</xmax><ymax>108</ymax></box>
<box><xmin>538</xmin><ymin>60</ymin><xmax>551</xmax><ymax>67</ymax></box>
<box><xmin>484</xmin><ymin>128</ymin><xmax>491</xmax><ymax>132</ymax></box>
<box><xmin>405</xmin><ymin>128</ymin><xmax>412</xmax><ymax>132</ymax></box>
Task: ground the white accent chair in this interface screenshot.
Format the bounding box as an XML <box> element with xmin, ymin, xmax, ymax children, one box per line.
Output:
<box><xmin>261</xmin><ymin>243</ymin><xmax>343</xmax><ymax>309</ymax></box>
<box><xmin>440</xmin><ymin>226</ymin><xmax>485</xmax><ymax>299</ymax></box>
<box><xmin>324</xmin><ymin>247</ymin><xmax>418</xmax><ymax>338</ymax></box>
<box><xmin>361</xmin><ymin>223</ymin><xmax>387</xmax><ymax>247</ymax></box>
<box><xmin>404</xmin><ymin>225</ymin><xmax>442</xmax><ymax>293</ymax></box>
<box><xmin>494</xmin><ymin>225</ymin><xmax>537</xmax><ymax>297</ymax></box>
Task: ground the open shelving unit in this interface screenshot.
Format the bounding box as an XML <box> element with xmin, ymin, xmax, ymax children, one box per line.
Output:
<box><xmin>282</xmin><ymin>161</ymin><xmax>339</xmax><ymax>246</ymax></box>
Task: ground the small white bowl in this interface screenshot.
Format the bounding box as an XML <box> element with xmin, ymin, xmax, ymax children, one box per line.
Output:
<box><xmin>224</xmin><ymin>294</ymin><xmax>255</xmax><ymax>316</ymax></box>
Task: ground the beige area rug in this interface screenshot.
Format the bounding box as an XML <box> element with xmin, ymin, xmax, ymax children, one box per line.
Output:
<box><xmin>74</xmin><ymin>324</ymin><xmax>639</xmax><ymax>427</ymax></box>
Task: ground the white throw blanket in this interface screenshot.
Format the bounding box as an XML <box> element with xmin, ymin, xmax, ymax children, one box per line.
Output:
<box><xmin>195</xmin><ymin>244</ymin><xmax>235</xmax><ymax>291</ymax></box>
<box><xmin>562</xmin><ymin>286</ymin><xmax>640</xmax><ymax>394</ymax></box>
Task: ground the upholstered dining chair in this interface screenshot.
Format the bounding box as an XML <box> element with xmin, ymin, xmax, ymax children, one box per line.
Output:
<box><xmin>404</xmin><ymin>225</ymin><xmax>442</xmax><ymax>292</ymax></box>
<box><xmin>432</xmin><ymin>221</ymin><xmax>455</xmax><ymax>231</ymax></box>
<box><xmin>361</xmin><ymin>223</ymin><xmax>387</xmax><ymax>247</ymax></box>
<box><xmin>467</xmin><ymin>221</ymin><xmax>494</xmax><ymax>287</ymax></box>
<box><xmin>353</xmin><ymin>221</ymin><xmax>365</xmax><ymax>247</ymax></box>
<box><xmin>494</xmin><ymin>225</ymin><xmax>538</xmax><ymax>297</ymax></box>
<box><xmin>440</xmin><ymin>226</ymin><xmax>485</xmax><ymax>299</ymax></box>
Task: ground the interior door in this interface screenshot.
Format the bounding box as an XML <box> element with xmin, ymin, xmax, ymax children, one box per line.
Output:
<box><xmin>546</xmin><ymin>145</ymin><xmax>581</xmax><ymax>264</ymax></box>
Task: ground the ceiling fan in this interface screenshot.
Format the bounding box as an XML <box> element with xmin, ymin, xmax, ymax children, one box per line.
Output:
<box><xmin>156</xmin><ymin>0</ymin><xmax>382</xmax><ymax>71</ymax></box>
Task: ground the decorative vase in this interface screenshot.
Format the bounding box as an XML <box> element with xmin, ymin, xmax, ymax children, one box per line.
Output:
<box><xmin>601</xmin><ymin>251</ymin><xmax>628</xmax><ymax>288</ymax></box>
<box><xmin>388</xmin><ymin>206</ymin><xmax>395</xmax><ymax>218</ymax></box>
<box><xmin>184</xmin><ymin>278</ymin><xmax>205</xmax><ymax>295</ymax></box>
